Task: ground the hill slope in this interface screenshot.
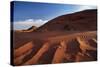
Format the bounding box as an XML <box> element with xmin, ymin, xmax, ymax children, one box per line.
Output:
<box><xmin>35</xmin><ymin>9</ymin><xmax>97</xmax><ymax>32</ymax></box>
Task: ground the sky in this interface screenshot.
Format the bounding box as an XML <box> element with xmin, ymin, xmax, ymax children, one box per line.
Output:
<box><xmin>12</xmin><ymin>1</ymin><xmax>97</xmax><ymax>30</ymax></box>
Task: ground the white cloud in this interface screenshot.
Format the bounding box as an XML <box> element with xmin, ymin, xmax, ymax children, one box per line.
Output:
<box><xmin>14</xmin><ymin>19</ymin><xmax>48</xmax><ymax>30</ymax></box>
<box><xmin>75</xmin><ymin>6</ymin><xmax>97</xmax><ymax>12</ymax></box>
<box><xmin>62</xmin><ymin>5</ymin><xmax>97</xmax><ymax>15</ymax></box>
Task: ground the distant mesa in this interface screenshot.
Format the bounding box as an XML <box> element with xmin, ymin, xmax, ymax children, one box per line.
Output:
<box><xmin>22</xmin><ymin>26</ymin><xmax>37</xmax><ymax>32</ymax></box>
<box><xmin>35</xmin><ymin>9</ymin><xmax>97</xmax><ymax>32</ymax></box>
<box><xmin>15</xmin><ymin>26</ymin><xmax>37</xmax><ymax>32</ymax></box>
<box><xmin>27</xmin><ymin>26</ymin><xmax>37</xmax><ymax>31</ymax></box>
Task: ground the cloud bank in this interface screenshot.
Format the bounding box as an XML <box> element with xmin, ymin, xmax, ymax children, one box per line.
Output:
<box><xmin>14</xmin><ymin>19</ymin><xmax>48</xmax><ymax>30</ymax></box>
<box><xmin>75</xmin><ymin>5</ymin><xmax>97</xmax><ymax>12</ymax></box>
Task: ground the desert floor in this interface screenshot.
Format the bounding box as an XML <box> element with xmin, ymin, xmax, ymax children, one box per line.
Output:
<box><xmin>13</xmin><ymin>31</ymin><xmax>97</xmax><ymax>66</ymax></box>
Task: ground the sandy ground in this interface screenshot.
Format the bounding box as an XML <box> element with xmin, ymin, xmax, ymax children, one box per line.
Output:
<box><xmin>12</xmin><ymin>31</ymin><xmax>97</xmax><ymax>66</ymax></box>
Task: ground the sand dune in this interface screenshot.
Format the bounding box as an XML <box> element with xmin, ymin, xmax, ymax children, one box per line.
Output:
<box><xmin>13</xmin><ymin>31</ymin><xmax>97</xmax><ymax>65</ymax></box>
<box><xmin>14</xmin><ymin>41</ymin><xmax>34</xmax><ymax>58</ymax></box>
<box><xmin>52</xmin><ymin>41</ymin><xmax>67</xmax><ymax>63</ymax></box>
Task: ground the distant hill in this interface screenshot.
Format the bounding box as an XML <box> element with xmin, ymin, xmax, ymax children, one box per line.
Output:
<box><xmin>35</xmin><ymin>9</ymin><xmax>97</xmax><ymax>32</ymax></box>
<box><xmin>21</xmin><ymin>26</ymin><xmax>37</xmax><ymax>32</ymax></box>
<box><xmin>27</xmin><ymin>26</ymin><xmax>37</xmax><ymax>31</ymax></box>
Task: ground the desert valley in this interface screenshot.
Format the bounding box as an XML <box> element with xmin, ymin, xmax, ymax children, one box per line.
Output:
<box><xmin>12</xmin><ymin>9</ymin><xmax>97</xmax><ymax>66</ymax></box>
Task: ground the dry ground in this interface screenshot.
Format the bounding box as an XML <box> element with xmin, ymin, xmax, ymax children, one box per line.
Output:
<box><xmin>13</xmin><ymin>31</ymin><xmax>97</xmax><ymax>66</ymax></box>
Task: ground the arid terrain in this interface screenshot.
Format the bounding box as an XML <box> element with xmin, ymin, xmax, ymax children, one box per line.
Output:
<box><xmin>12</xmin><ymin>9</ymin><xmax>97</xmax><ymax>66</ymax></box>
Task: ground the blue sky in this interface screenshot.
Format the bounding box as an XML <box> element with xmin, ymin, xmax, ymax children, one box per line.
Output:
<box><xmin>12</xmin><ymin>1</ymin><xmax>97</xmax><ymax>30</ymax></box>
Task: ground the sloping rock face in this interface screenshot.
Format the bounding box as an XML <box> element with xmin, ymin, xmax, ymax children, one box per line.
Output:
<box><xmin>35</xmin><ymin>9</ymin><xmax>97</xmax><ymax>32</ymax></box>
